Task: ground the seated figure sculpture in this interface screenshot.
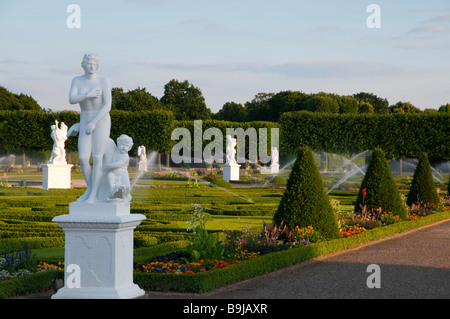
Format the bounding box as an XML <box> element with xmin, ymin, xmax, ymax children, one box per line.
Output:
<box><xmin>104</xmin><ymin>135</ymin><xmax>133</xmax><ymax>202</ymax></box>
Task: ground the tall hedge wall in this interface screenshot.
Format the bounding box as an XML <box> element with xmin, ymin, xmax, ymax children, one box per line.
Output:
<box><xmin>1</xmin><ymin>110</ymin><xmax>448</xmax><ymax>161</ymax></box>
<box><xmin>279</xmin><ymin>111</ymin><xmax>450</xmax><ymax>160</ymax></box>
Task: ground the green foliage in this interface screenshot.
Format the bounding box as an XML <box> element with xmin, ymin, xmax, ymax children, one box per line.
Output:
<box><xmin>183</xmin><ymin>205</ymin><xmax>224</xmax><ymax>262</ymax></box>
<box><xmin>184</xmin><ymin>227</ymin><xmax>225</xmax><ymax>262</ymax></box>
<box><xmin>206</xmin><ymin>176</ymin><xmax>231</xmax><ymax>189</ymax></box>
<box><xmin>213</xmin><ymin>102</ymin><xmax>246</xmax><ymax>122</ymax></box>
<box><xmin>280</xmin><ymin>111</ymin><xmax>450</xmax><ymax>160</ymax></box>
<box><xmin>271</xmin><ymin>175</ymin><xmax>286</xmax><ymax>186</ymax></box>
<box><xmin>160</xmin><ymin>79</ymin><xmax>212</xmax><ymax>120</ymax></box>
<box><xmin>389</xmin><ymin>101</ymin><xmax>422</xmax><ymax>113</ymax></box>
<box><xmin>306</xmin><ymin>94</ymin><xmax>339</xmax><ymax>113</ymax></box>
<box><xmin>0</xmin><ymin>269</ymin><xmax>63</xmax><ymax>299</ymax></box>
<box><xmin>438</xmin><ymin>103</ymin><xmax>450</xmax><ymax>113</ymax></box>
<box><xmin>0</xmin><ymin>86</ymin><xmax>42</xmax><ymax>111</ymax></box>
<box><xmin>406</xmin><ymin>153</ymin><xmax>440</xmax><ymax>206</ymax></box>
<box><xmin>134</xmin><ymin>232</ymin><xmax>158</xmax><ymax>248</ymax></box>
<box><xmin>354</xmin><ymin>148</ymin><xmax>407</xmax><ymax>219</ymax></box>
<box><xmin>273</xmin><ymin>146</ymin><xmax>339</xmax><ymax>239</ymax></box>
<box><xmin>353</xmin><ymin>92</ymin><xmax>389</xmax><ymax>114</ymax></box>
<box><xmin>111</xmin><ymin>87</ymin><xmax>166</xmax><ymax>112</ymax></box>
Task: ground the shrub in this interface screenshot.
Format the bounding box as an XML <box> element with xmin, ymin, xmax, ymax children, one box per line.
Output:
<box><xmin>271</xmin><ymin>175</ymin><xmax>286</xmax><ymax>186</ymax></box>
<box><xmin>406</xmin><ymin>153</ymin><xmax>440</xmax><ymax>207</ymax></box>
<box><xmin>355</xmin><ymin>148</ymin><xmax>407</xmax><ymax>219</ymax></box>
<box><xmin>134</xmin><ymin>233</ymin><xmax>158</xmax><ymax>248</ymax></box>
<box><xmin>273</xmin><ymin>146</ymin><xmax>339</xmax><ymax>239</ymax></box>
<box><xmin>205</xmin><ymin>176</ymin><xmax>231</xmax><ymax>189</ymax></box>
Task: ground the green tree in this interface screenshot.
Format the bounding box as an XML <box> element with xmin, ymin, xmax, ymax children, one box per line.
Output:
<box><xmin>244</xmin><ymin>92</ymin><xmax>275</xmax><ymax>121</ymax></box>
<box><xmin>353</xmin><ymin>92</ymin><xmax>389</xmax><ymax>114</ymax></box>
<box><xmin>358</xmin><ymin>101</ymin><xmax>375</xmax><ymax>113</ymax></box>
<box><xmin>389</xmin><ymin>101</ymin><xmax>422</xmax><ymax>113</ymax></box>
<box><xmin>406</xmin><ymin>153</ymin><xmax>440</xmax><ymax>206</ymax></box>
<box><xmin>160</xmin><ymin>79</ymin><xmax>211</xmax><ymax>120</ymax></box>
<box><xmin>355</xmin><ymin>148</ymin><xmax>407</xmax><ymax>219</ymax></box>
<box><xmin>306</xmin><ymin>94</ymin><xmax>339</xmax><ymax>113</ymax></box>
<box><xmin>213</xmin><ymin>102</ymin><xmax>247</xmax><ymax>122</ymax></box>
<box><xmin>267</xmin><ymin>90</ymin><xmax>308</xmax><ymax>121</ymax></box>
<box><xmin>273</xmin><ymin>146</ymin><xmax>339</xmax><ymax>239</ymax></box>
<box><xmin>438</xmin><ymin>103</ymin><xmax>450</xmax><ymax>113</ymax></box>
<box><xmin>337</xmin><ymin>95</ymin><xmax>359</xmax><ymax>114</ymax></box>
<box><xmin>0</xmin><ymin>86</ymin><xmax>41</xmax><ymax>110</ymax></box>
<box><xmin>111</xmin><ymin>87</ymin><xmax>165</xmax><ymax>112</ymax></box>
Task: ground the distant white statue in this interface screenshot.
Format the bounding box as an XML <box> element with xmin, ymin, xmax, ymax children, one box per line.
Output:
<box><xmin>104</xmin><ymin>135</ymin><xmax>133</xmax><ymax>202</ymax></box>
<box><xmin>68</xmin><ymin>53</ymin><xmax>112</xmax><ymax>203</ymax></box>
<box><xmin>226</xmin><ymin>135</ymin><xmax>237</xmax><ymax>164</ymax></box>
<box><xmin>271</xmin><ymin>147</ymin><xmax>279</xmax><ymax>166</ymax></box>
<box><xmin>48</xmin><ymin>120</ymin><xmax>68</xmax><ymax>164</ymax></box>
<box><xmin>137</xmin><ymin>145</ymin><xmax>147</xmax><ymax>172</ymax></box>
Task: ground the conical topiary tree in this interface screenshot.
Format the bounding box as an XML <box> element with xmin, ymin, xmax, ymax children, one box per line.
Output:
<box><xmin>447</xmin><ymin>177</ymin><xmax>450</xmax><ymax>199</ymax></box>
<box><xmin>406</xmin><ymin>152</ymin><xmax>439</xmax><ymax>207</ymax></box>
<box><xmin>354</xmin><ymin>148</ymin><xmax>407</xmax><ymax>219</ymax></box>
<box><xmin>273</xmin><ymin>146</ymin><xmax>339</xmax><ymax>239</ymax></box>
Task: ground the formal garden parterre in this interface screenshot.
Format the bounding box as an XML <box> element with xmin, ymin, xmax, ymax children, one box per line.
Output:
<box><xmin>1</xmin><ymin>143</ymin><xmax>449</xmax><ymax>297</ymax></box>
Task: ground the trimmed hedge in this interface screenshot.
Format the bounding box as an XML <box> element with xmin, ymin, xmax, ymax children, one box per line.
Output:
<box><xmin>274</xmin><ymin>146</ymin><xmax>339</xmax><ymax>238</ymax></box>
<box><xmin>355</xmin><ymin>148</ymin><xmax>407</xmax><ymax>218</ymax></box>
<box><xmin>280</xmin><ymin>111</ymin><xmax>450</xmax><ymax>160</ymax></box>
<box><xmin>0</xmin><ymin>270</ymin><xmax>63</xmax><ymax>299</ymax></box>
<box><xmin>406</xmin><ymin>152</ymin><xmax>440</xmax><ymax>206</ymax></box>
<box><xmin>0</xmin><ymin>237</ymin><xmax>64</xmax><ymax>253</ymax></box>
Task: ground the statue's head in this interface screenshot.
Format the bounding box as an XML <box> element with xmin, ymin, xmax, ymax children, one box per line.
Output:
<box><xmin>81</xmin><ymin>53</ymin><xmax>99</xmax><ymax>73</ymax></box>
<box><xmin>117</xmin><ymin>135</ymin><xmax>134</xmax><ymax>153</ymax></box>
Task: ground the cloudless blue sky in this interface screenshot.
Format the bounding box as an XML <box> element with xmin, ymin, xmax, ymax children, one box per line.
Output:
<box><xmin>1</xmin><ymin>0</ymin><xmax>449</xmax><ymax>112</ymax></box>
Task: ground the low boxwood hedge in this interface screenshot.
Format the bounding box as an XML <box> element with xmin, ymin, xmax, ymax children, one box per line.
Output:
<box><xmin>0</xmin><ymin>270</ymin><xmax>63</xmax><ymax>299</ymax></box>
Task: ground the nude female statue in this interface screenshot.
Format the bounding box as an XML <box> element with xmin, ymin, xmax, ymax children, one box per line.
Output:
<box><xmin>68</xmin><ymin>53</ymin><xmax>112</xmax><ymax>203</ymax></box>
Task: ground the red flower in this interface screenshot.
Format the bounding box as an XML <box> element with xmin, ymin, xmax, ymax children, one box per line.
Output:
<box><xmin>362</xmin><ymin>188</ymin><xmax>367</xmax><ymax>196</ymax></box>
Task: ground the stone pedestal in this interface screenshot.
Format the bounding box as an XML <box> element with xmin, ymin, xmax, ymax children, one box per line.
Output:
<box><xmin>270</xmin><ymin>164</ymin><xmax>279</xmax><ymax>174</ymax></box>
<box><xmin>51</xmin><ymin>201</ymin><xmax>146</xmax><ymax>299</ymax></box>
<box><xmin>223</xmin><ymin>163</ymin><xmax>240</xmax><ymax>182</ymax></box>
<box><xmin>41</xmin><ymin>163</ymin><xmax>73</xmax><ymax>189</ymax></box>
<box><xmin>138</xmin><ymin>161</ymin><xmax>147</xmax><ymax>172</ymax></box>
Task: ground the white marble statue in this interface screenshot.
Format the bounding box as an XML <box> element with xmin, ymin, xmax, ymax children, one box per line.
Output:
<box><xmin>226</xmin><ymin>135</ymin><xmax>237</xmax><ymax>164</ymax></box>
<box><xmin>271</xmin><ymin>147</ymin><xmax>279</xmax><ymax>166</ymax></box>
<box><xmin>104</xmin><ymin>135</ymin><xmax>133</xmax><ymax>202</ymax></box>
<box><xmin>137</xmin><ymin>145</ymin><xmax>147</xmax><ymax>172</ymax></box>
<box><xmin>48</xmin><ymin>120</ymin><xmax>68</xmax><ymax>164</ymax></box>
<box><xmin>68</xmin><ymin>53</ymin><xmax>112</xmax><ymax>203</ymax></box>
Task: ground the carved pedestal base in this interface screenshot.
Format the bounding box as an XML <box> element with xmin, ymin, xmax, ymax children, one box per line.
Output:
<box><xmin>51</xmin><ymin>202</ymin><xmax>146</xmax><ymax>299</ymax></box>
<box><xmin>41</xmin><ymin>164</ymin><xmax>73</xmax><ymax>189</ymax></box>
<box><xmin>223</xmin><ymin>163</ymin><xmax>240</xmax><ymax>182</ymax></box>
